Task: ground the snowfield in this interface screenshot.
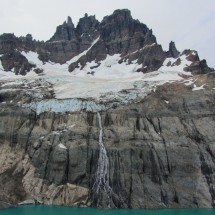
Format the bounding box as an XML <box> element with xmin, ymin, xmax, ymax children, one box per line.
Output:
<box><xmin>12</xmin><ymin>52</ymin><xmax>192</xmax><ymax>100</ymax></box>
<box><xmin>0</xmin><ymin>40</ymin><xmax>197</xmax><ymax>114</ymax></box>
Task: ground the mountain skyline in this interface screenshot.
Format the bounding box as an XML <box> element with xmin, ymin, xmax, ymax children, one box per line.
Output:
<box><xmin>0</xmin><ymin>0</ymin><xmax>214</xmax><ymax>68</ymax></box>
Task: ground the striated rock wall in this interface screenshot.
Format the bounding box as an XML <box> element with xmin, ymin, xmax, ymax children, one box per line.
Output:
<box><xmin>0</xmin><ymin>81</ymin><xmax>215</xmax><ymax>209</ymax></box>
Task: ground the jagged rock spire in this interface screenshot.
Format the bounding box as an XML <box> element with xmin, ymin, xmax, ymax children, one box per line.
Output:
<box><xmin>167</xmin><ymin>41</ymin><xmax>180</xmax><ymax>58</ymax></box>
<box><xmin>67</xmin><ymin>16</ymin><xmax>74</xmax><ymax>28</ymax></box>
<box><xmin>49</xmin><ymin>17</ymin><xmax>76</xmax><ymax>41</ymax></box>
<box><xmin>76</xmin><ymin>14</ymin><xmax>99</xmax><ymax>35</ymax></box>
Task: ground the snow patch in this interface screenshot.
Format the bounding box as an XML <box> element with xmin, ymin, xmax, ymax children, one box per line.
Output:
<box><xmin>21</xmin><ymin>36</ymin><xmax>100</xmax><ymax>75</ymax></box>
<box><xmin>192</xmin><ymin>84</ymin><xmax>205</xmax><ymax>91</ymax></box>
<box><xmin>160</xmin><ymin>55</ymin><xmax>192</xmax><ymax>73</ymax></box>
<box><xmin>72</xmin><ymin>54</ymin><xmax>142</xmax><ymax>79</ymax></box>
<box><xmin>68</xmin><ymin>124</ymin><xmax>76</xmax><ymax>129</ymax></box>
<box><xmin>1</xmin><ymin>81</ymin><xmax>24</xmax><ymax>88</ymax></box>
<box><xmin>0</xmin><ymin>70</ymin><xmax>18</xmax><ymax>79</ymax></box>
<box><xmin>58</xmin><ymin>143</ymin><xmax>67</xmax><ymax>149</ymax></box>
<box><xmin>66</xmin><ymin>36</ymin><xmax>100</xmax><ymax>65</ymax></box>
<box><xmin>21</xmin><ymin>51</ymin><xmax>69</xmax><ymax>73</ymax></box>
<box><xmin>52</xmin><ymin>131</ymin><xmax>61</xmax><ymax>135</ymax></box>
<box><xmin>143</xmin><ymin>71</ymin><xmax>182</xmax><ymax>82</ymax></box>
<box><xmin>184</xmin><ymin>79</ymin><xmax>194</xmax><ymax>86</ymax></box>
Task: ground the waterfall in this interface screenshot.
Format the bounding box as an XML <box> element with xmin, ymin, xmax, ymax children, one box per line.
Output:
<box><xmin>92</xmin><ymin>112</ymin><xmax>113</xmax><ymax>208</ymax></box>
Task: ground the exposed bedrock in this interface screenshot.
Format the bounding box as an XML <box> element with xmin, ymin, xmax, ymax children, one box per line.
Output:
<box><xmin>0</xmin><ymin>83</ymin><xmax>215</xmax><ymax>209</ymax></box>
<box><xmin>0</xmin><ymin>9</ymin><xmax>213</xmax><ymax>75</ymax></box>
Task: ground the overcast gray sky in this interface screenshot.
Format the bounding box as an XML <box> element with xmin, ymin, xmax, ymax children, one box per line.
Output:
<box><xmin>0</xmin><ymin>0</ymin><xmax>215</xmax><ymax>67</ymax></box>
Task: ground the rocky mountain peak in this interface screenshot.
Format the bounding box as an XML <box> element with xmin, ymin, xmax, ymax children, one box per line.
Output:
<box><xmin>25</xmin><ymin>34</ymin><xmax>33</xmax><ymax>41</ymax></box>
<box><xmin>112</xmin><ymin>8</ymin><xmax>131</xmax><ymax>17</ymax></box>
<box><xmin>167</xmin><ymin>41</ymin><xmax>180</xmax><ymax>58</ymax></box>
<box><xmin>101</xmin><ymin>9</ymin><xmax>134</xmax><ymax>31</ymax></box>
<box><xmin>101</xmin><ymin>9</ymin><xmax>132</xmax><ymax>24</ymax></box>
<box><xmin>67</xmin><ymin>16</ymin><xmax>74</xmax><ymax>28</ymax></box>
<box><xmin>0</xmin><ymin>33</ymin><xmax>18</xmax><ymax>54</ymax></box>
<box><xmin>99</xmin><ymin>9</ymin><xmax>156</xmax><ymax>56</ymax></box>
<box><xmin>49</xmin><ymin>17</ymin><xmax>76</xmax><ymax>42</ymax></box>
<box><xmin>0</xmin><ymin>9</ymin><xmax>213</xmax><ymax>74</ymax></box>
<box><xmin>76</xmin><ymin>14</ymin><xmax>99</xmax><ymax>35</ymax></box>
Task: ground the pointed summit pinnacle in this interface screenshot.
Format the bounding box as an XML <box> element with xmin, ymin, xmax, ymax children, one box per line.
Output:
<box><xmin>167</xmin><ymin>41</ymin><xmax>180</xmax><ymax>58</ymax></box>
<box><xmin>67</xmin><ymin>16</ymin><xmax>74</xmax><ymax>28</ymax></box>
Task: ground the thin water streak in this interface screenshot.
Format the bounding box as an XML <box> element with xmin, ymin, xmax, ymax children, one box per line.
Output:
<box><xmin>92</xmin><ymin>112</ymin><xmax>113</xmax><ymax>208</ymax></box>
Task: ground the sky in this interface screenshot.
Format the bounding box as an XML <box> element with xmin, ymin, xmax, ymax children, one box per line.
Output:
<box><xmin>0</xmin><ymin>0</ymin><xmax>214</xmax><ymax>68</ymax></box>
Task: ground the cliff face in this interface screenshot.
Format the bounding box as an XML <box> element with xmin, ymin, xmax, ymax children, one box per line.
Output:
<box><xmin>0</xmin><ymin>73</ymin><xmax>215</xmax><ymax>209</ymax></box>
<box><xmin>0</xmin><ymin>9</ymin><xmax>215</xmax><ymax>210</ymax></box>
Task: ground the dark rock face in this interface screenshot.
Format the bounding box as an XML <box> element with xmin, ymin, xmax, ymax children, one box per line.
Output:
<box><xmin>77</xmin><ymin>14</ymin><xmax>100</xmax><ymax>56</ymax></box>
<box><xmin>137</xmin><ymin>44</ymin><xmax>166</xmax><ymax>72</ymax></box>
<box><xmin>49</xmin><ymin>16</ymin><xmax>77</xmax><ymax>42</ymax></box>
<box><xmin>162</xmin><ymin>48</ymin><xmax>214</xmax><ymax>75</ymax></box>
<box><xmin>182</xmin><ymin>50</ymin><xmax>214</xmax><ymax>74</ymax></box>
<box><xmin>1</xmin><ymin>76</ymin><xmax>215</xmax><ymax>209</ymax></box>
<box><xmin>0</xmin><ymin>34</ymin><xmax>19</xmax><ymax>54</ymax></box>
<box><xmin>76</xmin><ymin>14</ymin><xmax>100</xmax><ymax>39</ymax></box>
<box><xmin>0</xmin><ymin>33</ymin><xmax>40</xmax><ymax>75</ymax></box>
<box><xmin>69</xmin><ymin>9</ymin><xmax>165</xmax><ymax>73</ymax></box>
<box><xmin>166</xmin><ymin>41</ymin><xmax>180</xmax><ymax>58</ymax></box>
<box><xmin>0</xmin><ymin>33</ymin><xmax>37</xmax><ymax>54</ymax></box>
<box><xmin>100</xmin><ymin>9</ymin><xmax>156</xmax><ymax>55</ymax></box>
<box><xmin>184</xmin><ymin>59</ymin><xmax>214</xmax><ymax>74</ymax></box>
<box><xmin>45</xmin><ymin>14</ymin><xmax>100</xmax><ymax>64</ymax></box>
<box><xmin>1</xmin><ymin>51</ymin><xmax>35</xmax><ymax>75</ymax></box>
<box><xmin>0</xmin><ymin>167</ymin><xmax>27</xmax><ymax>209</ymax></box>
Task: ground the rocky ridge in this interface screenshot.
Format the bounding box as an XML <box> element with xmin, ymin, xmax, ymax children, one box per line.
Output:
<box><xmin>0</xmin><ymin>9</ymin><xmax>213</xmax><ymax>75</ymax></box>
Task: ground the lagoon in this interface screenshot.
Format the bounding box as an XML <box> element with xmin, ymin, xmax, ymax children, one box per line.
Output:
<box><xmin>1</xmin><ymin>206</ymin><xmax>215</xmax><ymax>215</ymax></box>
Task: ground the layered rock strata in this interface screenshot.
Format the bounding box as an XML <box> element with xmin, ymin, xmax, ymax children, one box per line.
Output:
<box><xmin>0</xmin><ymin>74</ymin><xmax>215</xmax><ymax>209</ymax></box>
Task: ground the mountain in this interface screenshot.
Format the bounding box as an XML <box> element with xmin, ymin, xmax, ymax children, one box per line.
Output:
<box><xmin>0</xmin><ymin>9</ymin><xmax>215</xmax><ymax>210</ymax></box>
<box><xmin>0</xmin><ymin>9</ymin><xmax>213</xmax><ymax>76</ymax></box>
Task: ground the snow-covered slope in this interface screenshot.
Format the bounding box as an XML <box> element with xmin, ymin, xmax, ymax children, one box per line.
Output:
<box><xmin>160</xmin><ymin>55</ymin><xmax>192</xmax><ymax>73</ymax></box>
<box><xmin>0</xmin><ymin>43</ymin><xmax>201</xmax><ymax>114</ymax></box>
